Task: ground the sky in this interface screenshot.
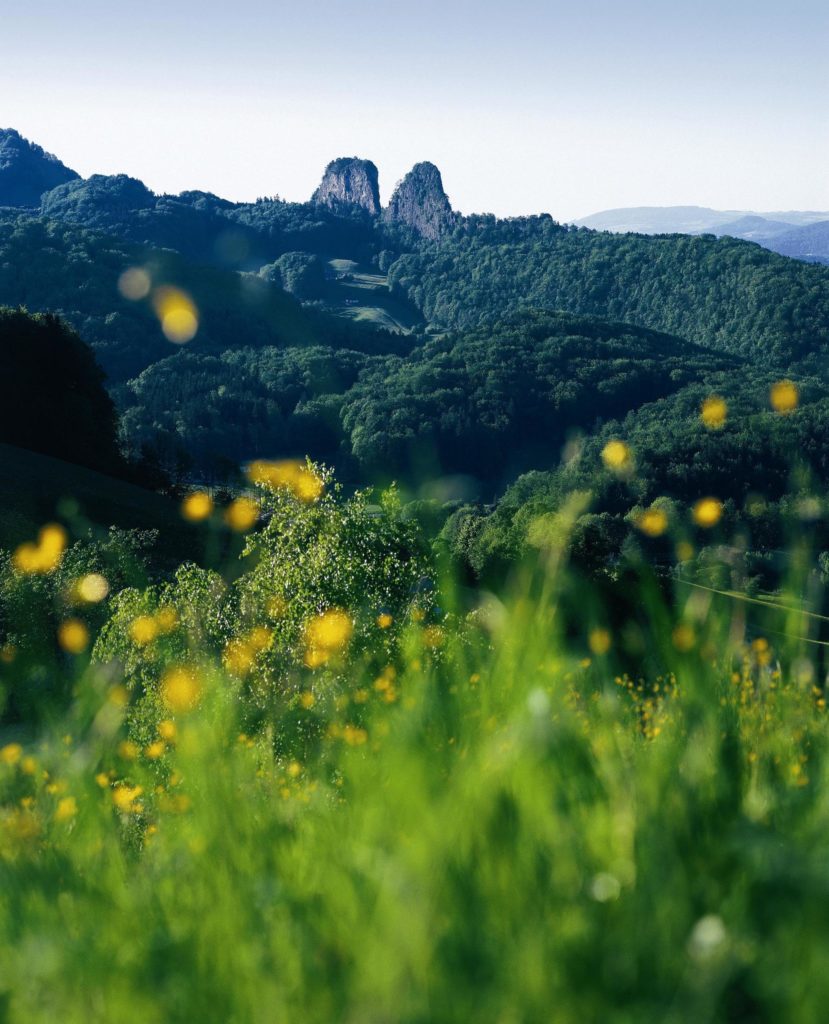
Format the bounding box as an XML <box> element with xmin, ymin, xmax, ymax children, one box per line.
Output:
<box><xmin>2</xmin><ymin>0</ymin><xmax>828</xmax><ymax>221</ymax></box>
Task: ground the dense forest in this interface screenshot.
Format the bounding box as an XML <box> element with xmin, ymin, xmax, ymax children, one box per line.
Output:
<box><xmin>389</xmin><ymin>217</ymin><xmax>829</xmax><ymax>364</ymax></box>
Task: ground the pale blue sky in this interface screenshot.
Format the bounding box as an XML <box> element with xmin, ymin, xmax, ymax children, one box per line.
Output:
<box><xmin>3</xmin><ymin>0</ymin><xmax>827</xmax><ymax>219</ymax></box>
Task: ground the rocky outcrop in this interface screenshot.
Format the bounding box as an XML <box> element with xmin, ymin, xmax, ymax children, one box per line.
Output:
<box><xmin>0</xmin><ymin>128</ymin><xmax>80</xmax><ymax>207</ymax></box>
<box><xmin>384</xmin><ymin>162</ymin><xmax>455</xmax><ymax>240</ymax></box>
<box><xmin>311</xmin><ymin>158</ymin><xmax>381</xmax><ymax>215</ymax></box>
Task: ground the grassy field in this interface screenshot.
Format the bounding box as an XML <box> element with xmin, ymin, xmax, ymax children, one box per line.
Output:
<box><xmin>324</xmin><ymin>258</ymin><xmax>421</xmax><ymax>333</ymax></box>
<box><xmin>1</xmin><ymin>465</ymin><xmax>829</xmax><ymax>1022</ymax></box>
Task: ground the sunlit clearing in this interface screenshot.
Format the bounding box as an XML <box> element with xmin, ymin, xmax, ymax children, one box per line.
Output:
<box><xmin>770</xmin><ymin>379</ymin><xmax>799</xmax><ymax>414</ymax></box>
<box><xmin>161</xmin><ymin>666</ymin><xmax>203</xmax><ymax>713</ymax></box>
<box><xmin>693</xmin><ymin>497</ymin><xmax>723</xmax><ymax>528</ymax></box>
<box><xmin>58</xmin><ymin>619</ymin><xmax>89</xmax><ymax>655</ymax></box>
<box><xmin>700</xmin><ymin>395</ymin><xmax>727</xmax><ymax>430</ymax></box>
<box><xmin>117</xmin><ymin>266</ymin><xmax>151</xmax><ymax>301</ymax></box>
<box><xmin>247</xmin><ymin>460</ymin><xmax>324</xmax><ymax>502</ymax></box>
<box><xmin>152</xmin><ymin>287</ymin><xmax>199</xmax><ymax>344</ymax></box>
<box><xmin>601</xmin><ymin>439</ymin><xmax>633</xmax><ymax>476</ymax></box>
<box><xmin>12</xmin><ymin>523</ymin><xmax>68</xmax><ymax>574</ymax></box>
<box><xmin>181</xmin><ymin>491</ymin><xmax>213</xmax><ymax>522</ymax></box>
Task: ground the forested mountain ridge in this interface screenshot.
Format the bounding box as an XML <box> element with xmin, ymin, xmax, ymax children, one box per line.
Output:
<box><xmin>0</xmin><ymin>127</ymin><xmax>79</xmax><ymax>207</ymax></box>
<box><xmin>388</xmin><ymin>221</ymin><xmax>829</xmax><ymax>364</ymax></box>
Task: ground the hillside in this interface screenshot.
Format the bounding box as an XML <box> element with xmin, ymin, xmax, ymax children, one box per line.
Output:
<box><xmin>0</xmin><ymin>442</ymin><xmax>200</xmax><ymax>560</ymax></box>
<box><xmin>0</xmin><ymin>128</ymin><xmax>79</xmax><ymax>207</ymax></box>
<box><xmin>0</xmin><ymin>213</ymin><xmax>404</xmax><ymax>385</ymax></box>
<box><xmin>388</xmin><ymin>220</ymin><xmax>829</xmax><ymax>364</ymax></box>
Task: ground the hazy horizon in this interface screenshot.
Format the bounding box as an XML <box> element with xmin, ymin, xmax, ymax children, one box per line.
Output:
<box><xmin>4</xmin><ymin>0</ymin><xmax>828</xmax><ymax>221</ymax></box>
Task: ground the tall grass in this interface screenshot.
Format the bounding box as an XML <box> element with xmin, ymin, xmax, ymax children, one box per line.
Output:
<box><xmin>1</xmin><ymin>490</ymin><xmax>829</xmax><ymax>1023</ymax></box>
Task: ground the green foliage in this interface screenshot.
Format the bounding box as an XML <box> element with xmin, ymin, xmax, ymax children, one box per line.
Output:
<box><xmin>342</xmin><ymin>310</ymin><xmax>733</xmax><ymax>482</ymax></box>
<box><xmin>259</xmin><ymin>251</ymin><xmax>327</xmax><ymax>299</ymax></box>
<box><xmin>0</xmin><ymin>528</ymin><xmax>154</xmax><ymax>724</ymax></box>
<box><xmin>0</xmin><ymin>213</ymin><xmax>398</xmax><ymax>387</ymax></box>
<box><xmin>93</xmin><ymin>470</ymin><xmax>432</xmax><ymax>743</ymax></box>
<box><xmin>451</xmin><ymin>375</ymin><xmax>829</xmax><ymax>581</ymax></box>
<box><xmin>389</xmin><ymin>218</ymin><xmax>829</xmax><ymax>363</ymax></box>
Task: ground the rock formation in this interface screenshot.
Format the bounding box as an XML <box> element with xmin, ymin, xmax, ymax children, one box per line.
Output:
<box><xmin>311</xmin><ymin>157</ymin><xmax>381</xmax><ymax>215</ymax></box>
<box><xmin>384</xmin><ymin>162</ymin><xmax>455</xmax><ymax>240</ymax></box>
<box><xmin>0</xmin><ymin>128</ymin><xmax>80</xmax><ymax>207</ymax></box>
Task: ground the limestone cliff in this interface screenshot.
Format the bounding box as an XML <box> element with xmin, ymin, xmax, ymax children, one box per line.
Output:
<box><xmin>384</xmin><ymin>162</ymin><xmax>455</xmax><ymax>240</ymax></box>
<box><xmin>311</xmin><ymin>157</ymin><xmax>381</xmax><ymax>215</ymax></box>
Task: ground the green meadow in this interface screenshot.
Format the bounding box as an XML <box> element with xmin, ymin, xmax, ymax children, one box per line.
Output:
<box><xmin>2</xmin><ymin>453</ymin><xmax>829</xmax><ymax>1024</ymax></box>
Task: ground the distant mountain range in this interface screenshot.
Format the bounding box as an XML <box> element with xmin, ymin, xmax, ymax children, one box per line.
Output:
<box><xmin>574</xmin><ymin>206</ymin><xmax>829</xmax><ymax>263</ymax></box>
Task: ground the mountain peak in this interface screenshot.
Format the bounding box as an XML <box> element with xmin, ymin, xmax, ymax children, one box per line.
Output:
<box><xmin>0</xmin><ymin>128</ymin><xmax>80</xmax><ymax>207</ymax></box>
<box><xmin>385</xmin><ymin>162</ymin><xmax>455</xmax><ymax>240</ymax></box>
<box><xmin>311</xmin><ymin>157</ymin><xmax>380</xmax><ymax>215</ymax></box>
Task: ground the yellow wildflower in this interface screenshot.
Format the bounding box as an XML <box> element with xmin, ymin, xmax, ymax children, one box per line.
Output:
<box><xmin>13</xmin><ymin>523</ymin><xmax>68</xmax><ymax>574</ymax></box>
<box><xmin>601</xmin><ymin>440</ymin><xmax>633</xmax><ymax>475</ymax></box>
<box><xmin>152</xmin><ymin>286</ymin><xmax>199</xmax><ymax>344</ymax></box>
<box><xmin>672</xmin><ymin>624</ymin><xmax>696</xmax><ymax>652</ymax></box>
<box><xmin>157</xmin><ymin>720</ymin><xmax>177</xmax><ymax>742</ymax></box>
<box><xmin>693</xmin><ymin>497</ymin><xmax>723</xmax><ymax>528</ymax></box>
<box><xmin>588</xmin><ymin>628</ymin><xmax>612</xmax><ymax>656</ymax></box>
<box><xmin>155</xmin><ymin>607</ymin><xmax>179</xmax><ymax>634</ymax></box>
<box><xmin>58</xmin><ymin>619</ymin><xmax>89</xmax><ymax>655</ymax></box>
<box><xmin>304</xmin><ymin>609</ymin><xmax>353</xmax><ymax>667</ymax></box>
<box><xmin>112</xmin><ymin>785</ymin><xmax>143</xmax><ymax>813</ymax></box>
<box><xmin>54</xmin><ymin>796</ymin><xmax>77</xmax><ymax>822</ymax></box>
<box><xmin>161</xmin><ymin>665</ymin><xmax>203</xmax><ymax>713</ymax></box>
<box><xmin>225</xmin><ymin>497</ymin><xmax>259</xmax><ymax>532</ymax></box>
<box><xmin>700</xmin><ymin>395</ymin><xmax>727</xmax><ymax>430</ymax></box>
<box><xmin>76</xmin><ymin>573</ymin><xmax>109</xmax><ymax>603</ymax></box>
<box><xmin>770</xmin><ymin>379</ymin><xmax>798</xmax><ymax>414</ymax></box>
<box><xmin>181</xmin><ymin>491</ymin><xmax>213</xmax><ymax>522</ymax></box>
<box><xmin>636</xmin><ymin>507</ymin><xmax>668</xmax><ymax>538</ymax></box>
<box><xmin>129</xmin><ymin>615</ymin><xmax>158</xmax><ymax>646</ymax></box>
<box><xmin>0</xmin><ymin>743</ymin><xmax>22</xmax><ymax>766</ymax></box>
